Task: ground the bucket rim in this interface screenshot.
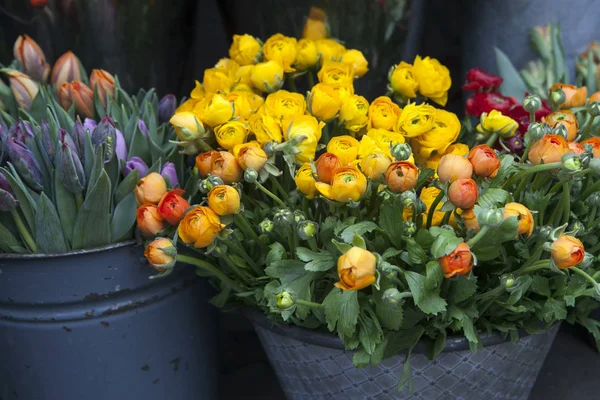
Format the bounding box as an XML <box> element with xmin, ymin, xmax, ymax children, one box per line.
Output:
<box><xmin>0</xmin><ymin>240</ymin><xmax>138</xmax><ymax>260</ymax></box>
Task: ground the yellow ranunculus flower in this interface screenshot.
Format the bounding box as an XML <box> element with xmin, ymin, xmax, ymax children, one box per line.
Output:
<box><xmin>169</xmin><ymin>111</ymin><xmax>204</xmax><ymax>141</ymax></box>
<box><xmin>368</xmin><ymin>96</ymin><xmax>401</xmax><ymax>130</ymax></box>
<box><xmin>177</xmin><ymin>206</ymin><xmax>225</xmax><ymax>248</ymax></box>
<box><xmin>421</xmin><ymin>186</ymin><xmax>456</xmax><ymax>227</ymax></box>
<box><xmin>203</xmin><ymin>68</ymin><xmax>233</xmax><ymax>94</ymax></box>
<box><xmin>232</xmin><ymin>140</ymin><xmax>261</xmax><ymax>157</ymax></box>
<box><xmin>215</xmin><ymin>57</ymin><xmax>240</xmax><ymax>72</ymax></box>
<box><xmin>415</xmin><ymin>109</ymin><xmax>461</xmax><ymax>158</ymax></box>
<box><xmin>231</xmin><ymin>83</ymin><xmax>254</xmax><ymax>93</ymax></box>
<box><xmin>339</xmin><ymin>94</ymin><xmax>369</xmax><ymax>133</ymax></box>
<box><xmin>308</xmin><ymin>83</ymin><xmax>342</xmax><ymax>121</ymax></box>
<box><xmin>317</xmin><ymin>61</ymin><xmax>354</xmax><ymax>87</ymax></box>
<box><xmin>367</xmin><ymin>128</ymin><xmax>406</xmax><ymax>155</ymax></box>
<box><xmin>412</xmin><ymin>55</ymin><xmax>451</xmax><ymax>106</ymax></box>
<box><xmin>329</xmin><ymin>83</ymin><xmax>354</xmax><ymax>103</ymax></box>
<box><xmin>360</xmin><ymin>152</ymin><xmax>392</xmax><ymax>183</ymax></box>
<box><xmin>195</xmin><ymin>93</ymin><xmax>233</xmax><ymax>128</ymax></box>
<box><xmin>335</xmin><ymin>247</ymin><xmax>376</xmax><ymax>291</ymax></box>
<box><xmin>234</xmin><ymin>65</ymin><xmax>254</xmax><ymax>86</ymax></box>
<box><xmin>265</xmin><ymin>90</ymin><xmax>307</xmax><ymax>120</ymax></box>
<box><xmin>315</xmin><ymin>166</ymin><xmax>367</xmax><ymax>202</ymax></box>
<box><xmin>249</xmin><ymin>108</ymin><xmax>283</xmax><ymax>145</ymax></box>
<box><xmin>227</xmin><ymin>91</ymin><xmax>261</xmax><ymax>120</ymax></box>
<box><xmin>358</xmin><ymin>135</ymin><xmax>381</xmax><ymax>159</ymax></box>
<box><xmin>342</xmin><ymin>49</ymin><xmax>369</xmax><ymax>78</ymax></box>
<box><xmin>214</xmin><ymin>121</ymin><xmax>247</xmax><ymax>150</ymax></box>
<box><xmin>394</xmin><ymin>103</ymin><xmax>436</xmax><ymax>138</ymax></box>
<box><xmin>295</xmin><ymin>39</ymin><xmax>320</xmax><ymax>71</ymax></box>
<box><xmin>476</xmin><ymin>110</ymin><xmax>518</xmax><ymax>138</ymax></box>
<box><xmin>250</xmin><ymin>61</ymin><xmax>285</xmax><ymax>93</ymax></box>
<box><xmin>263</xmin><ymin>33</ymin><xmax>298</xmax><ymax>73</ymax></box>
<box><xmin>295</xmin><ymin>162</ymin><xmax>318</xmax><ymax>199</ymax></box>
<box><xmin>389</xmin><ymin>62</ymin><xmax>419</xmax><ymax>98</ymax></box>
<box><xmin>327</xmin><ymin>135</ymin><xmax>360</xmax><ymax>165</ymax></box>
<box><xmin>316</xmin><ymin>39</ymin><xmax>346</xmax><ymax>63</ymax></box>
<box><xmin>302</xmin><ymin>7</ymin><xmax>328</xmax><ymax>40</ymax></box>
<box><xmin>175</xmin><ymin>98</ymin><xmax>199</xmax><ymax>113</ymax></box>
<box><xmin>207</xmin><ymin>185</ymin><xmax>241</xmax><ymax>216</ymax></box>
<box><xmin>229</xmin><ymin>34</ymin><xmax>262</xmax><ymax>66</ymax></box>
<box><xmin>190</xmin><ymin>80</ymin><xmax>205</xmax><ymax>100</ymax></box>
<box><xmin>282</xmin><ymin>115</ymin><xmax>324</xmax><ymax>163</ymax></box>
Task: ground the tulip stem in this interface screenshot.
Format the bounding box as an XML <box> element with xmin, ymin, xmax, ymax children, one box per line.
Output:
<box><xmin>176</xmin><ymin>254</ymin><xmax>245</xmax><ymax>293</ymax></box>
<box><xmin>75</xmin><ymin>192</ymin><xmax>83</xmax><ymax>210</ymax></box>
<box><xmin>571</xmin><ymin>267</ymin><xmax>599</xmax><ymax>287</ymax></box>
<box><xmin>426</xmin><ymin>190</ymin><xmax>445</xmax><ymax>229</ymax></box>
<box><xmin>295</xmin><ymin>299</ymin><xmax>323</xmax><ymax>308</ymax></box>
<box><xmin>254</xmin><ymin>181</ymin><xmax>286</xmax><ymax>208</ymax></box>
<box><xmin>11</xmin><ymin>209</ymin><xmax>37</xmax><ymax>253</ymax></box>
<box><xmin>466</xmin><ymin>225</ymin><xmax>490</xmax><ymax>248</ymax></box>
<box><xmin>485</xmin><ymin>132</ymin><xmax>499</xmax><ymax>147</ymax></box>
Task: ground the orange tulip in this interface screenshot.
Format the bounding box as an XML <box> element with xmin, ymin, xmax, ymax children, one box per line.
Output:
<box><xmin>58</xmin><ymin>81</ymin><xmax>94</xmax><ymax>118</ymax></box>
<box><xmin>448</xmin><ymin>178</ymin><xmax>478</xmax><ymax>210</ymax></box>
<box><xmin>504</xmin><ymin>202</ymin><xmax>534</xmax><ymax>237</ymax></box>
<box><xmin>437</xmin><ymin>154</ymin><xmax>473</xmax><ymax>183</ymax></box>
<box><xmin>548</xmin><ymin>83</ymin><xmax>587</xmax><ymax>109</ymax></box>
<box><xmin>157</xmin><ymin>189</ymin><xmax>190</xmax><ymax>225</ymax></box>
<box><xmin>468</xmin><ymin>144</ymin><xmax>501</xmax><ymax>178</ymax></box>
<box><xmin>439</xmin><ymin>242</ymin><xmax>474</xmax><ymax>278</ymax></box>
<box><xmin>385</xmin><ymin>161</ymin><xmax>419</xmax><ymax>192</ymax></box>
<box><xmin>89</xmin><ymin>69</ymin><xmax>115</xmax><ymax>108</ymax></box>
<box><xmin>136</xmin><ymin>205</ymin><xmax>165</xmax><ymax>237</ymax></box>
<box><xmin>580</xmin><ymin>137</ymin><xmax>600</xmax><ymax>158</ymax></box>
<box><xmin>315</xmin><ymin>152</ymin><xmax>342</xmax><ymax>183</ymax></box>
<box><xmin>551</xmin><ymin>235</ymin><xmax>585</xmax><ymax>269</ymax></box>
<box><xmin>542</xmin><ymin>111</ymin><xmax>579</xmax><ymax>141</ymax></box>
<box><xmin>13</xmin><ymin>34</ymin><xmax>50</xmax><ymax>82</ymax></box>
<box><xmin>528</xmin><ymin>134</ymin><xmax>570</xmax><ymax>165</ymax></box>
<box><xmin>51</xmin><ymin>51</ymin><xmax>83</xmax><ymax>89</ymax></box>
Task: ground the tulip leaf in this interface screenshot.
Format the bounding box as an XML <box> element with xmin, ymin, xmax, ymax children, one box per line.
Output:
<box><xmin>53</xmin><ymin>156</ymin><xmax>77</xmax><ymax>246</ymax></box>
<box><xmin>123</xmin><ymin>112</ymin><xmax>137</xmax><ymax>145</ymax></box>
<box><xmin>494</xmin><ymin>47</ymin><xmax>530</xmax><ymax>99</ymax></box>
<box><xmin>587</xmin><ymin>52</ymin><xmax>597</xmax><ymax>94</ymax></box>
<box><xmin>111</xmin><ymin>192</ymin><xmax>137</xmax><ymax>242</ymax></box>
<box><xmin>148</xmin><ymin>136</ymin><xmax>166</xmax><ymax>165</ymax></box>
<box><xmin>93</xmin><ymin>86</ymin><xmax>106</xmax><ymax>119</ymax></box>
<box><xmin>0</xmin><ymin>109</ymin><xmax>15</xmax><ymax>125</ymax></box>
<box><xmin>35</xmin><ymin>192</ymin><xmax>68</xmax><ymax>254</ymax></box>
<box><xmin>144</xmin><ymin>102</ymin><xmax>161</xmax><ymax>145</ymax></box>
<box><xmin>0</xmin><ymin>220</ymin><xmax>28</xmax><ymax>253</ymax></box>
<box><xmin>83</xmin><ymin>133</ymin><xmax>96</xmax><ymax>186</ymax></box>
<box><xmin>117</xmin><ymin>88</ymin><xmax>135</xmax><ymax>115</ymax></box>
<box><xmin>28</xmin><ymin>91</ymin><xmax>48</xmax><ymax>122</ymax></box>
<box><xmin>114</xmin><ymin>169</ymin><xmax>139</xmax><ymax>204</ymax></box>
<box><xmin>127</xmin><ymin>121</ymin><xmax>151</xmax><ymax>162</ymax></box>
<box><xmin>71</xmin><ymin>170</ymin><xmax>111</xmax><ymax>250</ymax></box>
<box><xmin>87</xmin><ymin>147</ymin><xmax>105</xmax><ymax>194</ymax></box>
<box><xmin>1</xmin><ymin>166</ymin><xmax>37</xmax><ymax>232</ymax></box>
<box><xmin>551</xmin><ymin>24</ymin><xmax>568</xmax><ymax>84</ymax></box>
<box><xmin>104</xmin><ymin>156</ymin><xmax>121</xmax><ymax>205</ymax></box>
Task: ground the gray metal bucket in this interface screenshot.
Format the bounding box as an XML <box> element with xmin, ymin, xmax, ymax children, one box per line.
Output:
<box><xmin>0</xmin><ymin>242</ymin><xmax>218</xmax><ymax>400</ymax></box>
<box><xmin>248</xmin><ymin>311</ymin><xmax>559</xmax><ymax>400</ymax></box>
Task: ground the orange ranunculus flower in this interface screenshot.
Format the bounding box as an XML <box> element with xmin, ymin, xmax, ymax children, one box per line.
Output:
<box><xmin>237</xmin><ymin>145</ymin><xmax>268</xmax><ymax>172</ymax></box>
<box><xmin>177</xmin><ymin>206</ymin><xmax>225</xmax><ymax>248</ymax></box>
<box><xmin>385</xmin><ymin>161</ymin><xmax>419</xmax><ymax>192</ymax></box>
<box><xmin>51</xmin><ymin>51</ymin><xmax>83</xmax><ymax>89</ymax></box>
<box><xmin>89</xmin><ymin>69</ymin><xmax>115</xmax><ymax>108</ymax></box>
<box><xmin>439</xmin><ymin>242</ymin><xmax>474</xmax><ymax>278</ymax></box>
<box><xmin>196</xmin><ymin>151</ymin><xmax>219</xmax><ymax>178</ymax></box>
<box><xmin>437</xmin><ymin>154</ymin><xmax>473</xmax><ymax>183</ymax></box>
<box><xmin>302</xmin><ymin>7</ymin><xmax>328</xmax><ymax>40</ymax></box>
<box><xmin>569</xmin><ymin>142</ymin><xmax>586</xmax><ymax>155</ymax></box>
<box><xmin>58</xmin><ymin>81</ymin><xmax>94</xmax><ymax>118</ymax></box>
<box><xmin>360</xmin><ymin>152</ymin><xmax>393</xmax><ymax>183</ymax></box>
<box><xmin>334</xmin><ymin>247</ymin><xmax>376</xmax><ymax>291</ymax></box>
<box><xmin>580</xmin><ymin>137</ymin><xmax>600</xmax><ymax>158</ymax></box>
<box><xmin>551</xmin><ymin>235</ymin><xmax>585</xmax><ymax>269</ymax></box>
<box><xmin>326</xmin><ymin>135</ymin><xmax>359</xmax><ymax>165</ymax></box>
<box><xmin>210</xmin><ymin>151</ymin><xmax>243</xmax><ymax>184</ymax></box>
<box><xmin>157</xmin><ymin>189</ymin><xmax>190</xmax><ymax>225</ymax></box>
<box><xmin>461</xmin><ymin>207</ymin><xmax>480</xmax><ymax>233</ymax></box>
<box><xmin>468</xmin><ymin>144</ymin><xmax>501</xmax><ymax>178</ymax></box>
<box><xmin>504</xmin><ymin>202</ymin><xmax>534</xmax><ymax>237</ymax></box>
<box><xmin>207</xmin><ymin>185</ymin><xmax>241</xmax><ymax>216</ymax></box>
<box><xmin>549</xmin><ymin>83</ymin><xmax>587</xmax><ymax>109</ymax></box>
<box><xmin>144</xmin><ymin>238</ymin><xmax>176</xmax><ymax>271</ymax></box>
<box><xmin>295</xmin><ymin>163</ymin><xmax>317</xmax><ymax>199</ymax></box>
<box><xmin>448</xmin><ymin>178</ymin><xmax>478</xmax><ymax>210</ymax></box>
<box><xmin>136</xmin><ymin>205</ymin><xmax>164</xmax><ymax>237</ymax></box>
<box><xmin>315</xmin><ymin>152</ymin><xmax>342</xmax><ymax>183</ymax></box>
<box><xmin>314</xmin><ymin>166</ymin><xmax>367</xmax><ymax>202</ymax></box>
<box><xmin>135</xmin><ymin>172</ymin><xmax>168</xmax><ymax>205</ymax></box>
<box><xmin>542</xmin><ymin>110</ymin><xmax>579</xmax><ymax>141</ymax></box>
<box><xmin>528</xmin><ymin>134</ymin><xmax>570</xmax><ymax>165</ymax></box>
<box><xmin>589</xmin><ymin>91</ymin><xmax>600</xmax><ymax>103</ymax></box>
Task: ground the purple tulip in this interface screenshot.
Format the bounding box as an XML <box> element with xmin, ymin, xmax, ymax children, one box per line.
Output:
<box><xmin>83</xmin><ymin>118</ymin><xmax>97</xmax><ymax>133</ymax></box>
<box><xmin>38</xmin><ymin>121</ymin><xmax>56</xmax><ymax>162</ymax></box>
<box><xmin>0</xmin><ymin>120</ymin><xmax>8</xmax><ymax>163</ymax></box>
<box><xmin>158</xmin><ymin>94</ymin><xmax>176</xmax><ymax>124</ymax></box>
<box><xmin>160</xmin><ymin>162</ymin><xmax>179</xmax><ymax>188</ymax></box>
<box><xmin>9</xmin><ymin>121</ymin><xmax>34</xmax><ymax>144</ymax></box>
<box><xmin>138</xmin><ymin>120</ymin><xmax>149</xmax><ymax>136</ymax></box>
<box><xmin>123</xmin><ymin>157</ymin><xmax>148</xmax><ymax>178</ymax></box>
<box><xmin>115</xmin><ymin>129</ymin><xmax>127</xmax><ymax>163</ymax></box>
<box><xmin>70</xmin><ymin>121</ymin><xmax>87</xmax><ymax>156</ymax></box>
<box><xmin>92</xmin><ymin>116</ymin><xmax>117</xmax><ymax>163</ymax></box>
<box><xmin>58</xmin><ymin>140</ymin><xmax>86</xmax><ymax>194</ymax></box>
<box><xmin>7</xmin><ymin>137</ymin><xmax>43</xmax><ymax>191</ymax></box>
<box><xmin>58</xmin><ymin>128</ymin><xmax>78</xmax><ymax>156</ymax></box>
<box><xmin>0</xmin><ymin>172</ymin><xmax>18</xmax><ymax>211</ymax></box>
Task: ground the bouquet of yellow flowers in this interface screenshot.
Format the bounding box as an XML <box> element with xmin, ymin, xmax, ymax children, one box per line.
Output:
<box><xmin>137</xmin><ymin>28</ymin><xmax>600</xmax><ymax>393</ymax></box>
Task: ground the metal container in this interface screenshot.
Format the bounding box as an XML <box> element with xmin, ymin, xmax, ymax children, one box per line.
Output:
<box><xmin>248</xmin><ymin>310</ymin><xmax>559</xmax><ymax>400</ymax></box>
<box><xmin>0</xmin><ymin>242</ymin><xmax>218</xmax><ymax>400</ymax></box>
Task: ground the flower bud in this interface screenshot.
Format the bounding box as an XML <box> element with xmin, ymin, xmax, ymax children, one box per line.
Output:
<box><xmin>401</xmin><ymin>191</ymin><xmax>417</xmax><ymax>207</ymax></box>
<box><xmin>479</xmin><ymin>208</ymin><xmax>504</xmax><ymax>227</ymax></box>
<box><xmin>391</xmin><ymin>143</ymin><xmax>412</xmax><ymax>161</ymax></box>
<box><xmin>414</xmin><ymin>199</ymin><xmax>427</xmax><ymax>214</ymax></box>
<box><xmin>385</xmin><ymin>161</ymin><xmax>419</xmax><ymax>192</ymax></box>
<box><xmin>382</xmin><ymin>288</ymin><xmax>403</xmax><ymax>308</ymax></box>
<box><xmin>360</xmin><ymin>152</ymin><xmax>392</xmax><ymax>183</ymax></box>
<box><xmin>274</xmin><ymin>209</ymin><xmax>294</xmax><ymax>227</ymax></box>
<box><xmin>527</xmin><ymin>122</ymin><xmax>547</xmax><ymax>142</ymax></box>
<box><xmin>58</xmin><ymin>140</ymin><xmax>86</xmax><ymax>194</ymax></box>
<box><xmin>590</xmin><ymin>192</ymin><xmax>600</xmax><ymax>207</ymax></box>
<box><xmin>293</xmin><ymin>210</ymin><xmax>306</xmax><ymax>224</ymax></box>
<box><xmin>568</xmin><ymin>220</ymin><xmax>585</xmax><ymax>237</ymax></box>
<box><xmin>51</xmin><ymin>51</ymin><xmax>83</xmax><ymax>89</ymax></box>
<box><xmin>562</xmin><ymin>153</ymin><xmax>582</xmax><ymax>172</ymax></box>
<box><xmin>439</xmin><ymin>243</ymin><xmax>474</xmax><ymax>278</ymax></box>
<box><xmin>92</xmin><ymin>116</ymin><xmax>117</xmax><ymax>163</ymax></box>
<box><xmin>157</xmin><ymin>189</ymin><xmax>190</xmax><ymax>225</ymax></box>
<box><xmin>504</xmin><ymin>202</ymin><xmax>534</xmax><ymax>237</ymax></box>
<box><xmin>243</xmin><ymin>168</ymin><xmax>258</xmax><ymax>183</ymax></box>
<box><xmin>7</xmin><ymin>137</ymin><xmax>43</xmax><ymax>191</ymax></box>
<box><xmin>589</xmin><ymin>101</ymin><xmax>600</xmax><ymax>117</ymax></box>
<box><xmin>237</xmin><ymin>146</ymin><xmax>268</xmax><ymax>172</ymax></box>
<box><xmin>335</xmin><ymin>247</ymin><xmax>377</xmax><ymax>290</ymax></box>
<box><xmin>114</xmin><ymin>129</ymin><xmax>127</xmax><ymax>163</ymax></box>
<box><xmin>276</xmin><ymin>291</ymin><xmax>295</xmax><ymax>310</ymax></box>
<box><xmin>89</xmin><ymin>69</ymin><xmax>115</xmax><ymax>108</ymax></box>
<box><xmin>548</xmin><ymin>87</ymin><xmax>566</xmax><ymax>109</ymax></box>
<box><xmin>196</xmin><ymin>151</ymin><xmax>218</xmax><ymax>178</ymax></box>
<box><xmin>297</xmin><ymin>220</ymin><xmax>318</xmax><ymax>240</ymax></box>
<box><xmin>468</xmin><ymin>144</ymin><xmax>500</xmax><ymax>178</ymax></box>
<box><xmin>448</xmin><ymin>178</ymin><xmax>478</xmax><ymax>210</ymax></box>
<box><xmin>138</xmin><ymin>120</ymin><xmax>149</xmax><ymax>136</ymax></box>
<box><xmin>69</xmin><ymin>120</ymin><xmax>86</xmax><ymax>157</ymax></box>
<box><xmin>523</xmin><ymin>94</ymin><xmax>542</xmax><ymax>113</ymax></box>
<box><xmin>158</xmin><ymin>94</ymin><xmax>177</xmax><ymax>124</ymax></box>
<box><xmin>160</xmin><ymin>162</ymin><xmax>179</xmax><ymax>188</ymax></box>
<box><xmin>315</xmin><ymin>152</ymin><xmax>341</xmax><ymax>183</ymax></box>
<box><xmin>135</xmin><ymin>172</ymin><xmax>167</xmax><ymax>205</ymax></box>
<box><xmin>403</xmin><ymin>221</ymin><xmax>416</xmax><ymax>235</ymax></box>
<box><xmin>259</xmin><ymin>218</ymin><xmax>274</xmax><ymax>233</ymax></box>
<box><xmin>123</xmin><ymin>157</ymin><xmax>149</xmax><ymax>178</ymax></box>
<box><xmin>501</xmin><ymin>274</ymin><xmax>515</xmax><ymax>289</ymax></box>
<box><xmin>437</xmin><ymin>154</ymin><xmax>473</xmax><ymax>183</ymax></box>
<box><xmin>13</xmin><ymin>34</ymin><xmax>50</xmax><ymax>82</ymax></box>
<box><xmin>144</xmin><ymin>238</ymin><xmax>177</xmax><ymax>271</ymax></box>
<box><xmin>0</xmin><ymin>172</ymin><xmax>18</xmax><ymax>211</ymax></box>
<box><xmin>589</xmin><ymin>158</ymin><xmax>600</xmax><ymax>176</ymax></box>
<box><xmin>548</xmin><ymin>83</ymin><xmax>587</xmax><ymax>109</ymax></box>
<box><xmin>136</xmin><ymin>205</ymin><xmax>164</xmax><ymax>237</ymax></box>
<box><xmin>83</xmin><ymin>118</ymin><xmax>97</xmax><ymax>133</ymax></box>
<box><xmin>207</xmin><ymin>185</ymin><xmax>241</xmax><ymax>216</ymax></box>
<box><xmin>3</xmin><ymin>69</ymin><xmax>39</xmax><ymax>110</ymax></box>
<box><xmin>551</xmin><ymin>235</ymin><xmax>585</xmax><ymax>269</ymax></box>
<box><xmin>552</xmin><ymin>124</ymin><xmax>569</xmax><ymax>140</ymax></box>
<box><xmin>58</xmin><ymin>81</ymin><xmax>94</xmax><ymax>119</ymax></box>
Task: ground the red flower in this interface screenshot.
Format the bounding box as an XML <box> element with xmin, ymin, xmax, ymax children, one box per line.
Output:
<box><xmin>157</xmin><ymin>189</ymin><xmax>190</xmax><ymax>225</ymax></box>
<box><xmin>462</xmin><ymin>68</ymin><xmax>503</xmax><ymax>92</ymax></box>
<box><xmin>465</xmin><ymin>92</ymin><xmax>517</xmax><ymax>116</ymax></box>
<box><xmin>507</xmin><ymin>100</ymin><xmax>552</xmax><ymax>133</ymax></box>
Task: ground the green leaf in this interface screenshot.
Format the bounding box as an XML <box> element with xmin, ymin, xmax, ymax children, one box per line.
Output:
<box><xmin>110</xmin><ymin>192</ymin><xmax>137</xmax><ymax>241</ymax></box>
<box><xmin>93</xmin><ymin>86</ymin><xmax>106</xmax><ymax>118</ymax></box>
<box><xmin>35</xmin><ymin>193</ymin><xmax>68</xmax><ymax>253</ymax></box>
<box><xmin>127</xmin><ymin>121</ymin><xmax>151</xmax><ymax>161</ymax></box>
<box><xmin>448</xmin><ymin>276</ymin><xmax>478</xmax><ymax>304</ymax></box>
<box><xmin>358</xmin><ymin>306</ymin><xmax>383</xmax><ymax>355</ymax></box>
<box><xmin>379</xmin><ymin>198</ymin><xmax>403</xmax><ymax>247</ymax></box>
<box><xmin>405</xmin><ymin>237</ymin><xmax>426</xmax><ymax>265</ymax></box>
<box><xmin>538</xmin><ymin>297</ymin><xmax>567</xmax><ymax>323</ymax></box>
<box><xmin>384</xmin><ymin>326</ymin><xmax>425</xmax><ymax>358</ymax></box>
<box><xmin>587</xmin><ymin>51</ymin><xmax>597</xmax><ymax>94</ymax></box>
<box><xmin>373</xmin><ymin>277</ymin><xmax>403</xmax><ymax>330</ymax></box>
<box><xmin>71</xmin><ymin>170</ymin><xmax>111</xmax><ymax>249</ymax></box>
<box><xmin>425</xmin><ymin>261</ymin><xmax>444</xmax><ymax>291</ymax></box>
<box><xmin>332</xmin><ymin>239</ymin><xmax>352</xmax><ymax>254</ymax></box>
<box><xmin>340</xmin><ymin>221</ymin><xmax>379</xmax><ymax>244</ymax></box>
<box><xmin>296</xmin><ymin>247</ymin><xmax>335</xmax><ymax>272</ymax></box>
<box><xmin>531</xmin><ymin>276</ymin><xmax>551</xmax><ymax>298</ymax></box>
<box><xmin>83</xmin><ymin>134</ymin><xmax>96</xmax><ymax>185</ymax></box>
<box><xmin>415</xmin><ymin>168</ymin><xmax>434</xmax><ymax>190</ymax></box>
<box><xmin>265</xmin><ymin>242</ymin><xmax>286</xmax><ymax>267</ymax></box>
<box><xmin>114</xmin><ymin>169</ymin><xmax>139</xmax><ymax>204</ymax></box>
<box><xmin>448</xmin><ymin>305</ymin><xmax>479</xmax><ymax>344</ymax></box>
<box><xmin>430</xmin><ymin>234</ymin><xmax>463</xmax><ymax>259</ymax></box>
<box><xmin>322</xmin><ymin>288</ymin><xmax>360</xmax><ymax>339</ymax></box>
<box><xmin>144</xmin><ymin>101</ymin><xmax>161</xmax><ymax>145</ymax></box>
<box><xmin>264</xmin><ymin>259</ymin><xmax>305</xmax><ymax>279</ymax></box>
<box><xmin>478</xmin><ymin>188</ymin><xmax>510</xmax><ymax>208</ymax></box>
<box><xmin>425</xmin><ymin>330</ymin><xmax>447</xmax><ymax>361</ymax></box>
<box><xmin>495</xmin><ymin>47</ymin><xmax>529</xmax><ymax>99</ymax></box>
<box><xmin>28</xmin><ymin>90</ymin><xmax>48</xmax><ymax>121</ymax></box>
<box><xmin>282</xmin><ymin>272</ymin><xmax>318</xmax><ymax>320</ymax></box>
<box><xmin>352</xmin><ymin>348</ymin><xmax>371</xmax><ymax>368</ymax></box>
<box><xmin>0</xmin><ymin>166</ymin><xmax>37</xmax><ymax>232</ymax></box>
<box><xmin>490</xmin><ymin>155</ymin><xmax>518</xmax><ymax>188</ymax></box>
<box><xmin>404</xmin><ymin>271</ymin><xmax>447</xmax><ymax>315</ymax></box>
<box><xmin>551</xmin><ymin>25</ymin><xmax>568</xmax><ymax>83</ymax></box>
<box><xmin>0</xmin><ymin>221</ymin><xmax>27</xmax><ymax>253</ymax></box>
<box><xmin>87</xmin><ymin>148</ymin><xmax>105</xmax><ymax>195</ymax></box>
<box><xmin>53</xmin><ymin>160</ymin><xmax>77</xmax><ymax>245</ymax></box>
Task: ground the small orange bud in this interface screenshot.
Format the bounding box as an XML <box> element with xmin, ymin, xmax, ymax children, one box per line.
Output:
<box><xmin>89</xmin><ymin>69</ymin><xmax>115</xmax><ymax>108</ymax></box>
<box><xmin>568</xmin><ymin>142</ymin><xmax>585</xmax><ymax>155</ymax></box>
<box><xmin>157</xmin><ymin>189</ymin><xmax>190</xmax><ymax>225</ymax></box>
<box><xmin>503</xmin><ymin>202</ymin><xmax>534</xmax><ymax>237</ymax></box>
<box><xmin>135</xmin><ymin>172</ymin><xmax>168</xmax><ymax>205</ymax></box>
<box><xmin>542</xmin><ymin>111</ymin><xmax>579</xmax><ymax>141</ymax></box>
<box><xmin>144</xmin><ymin>238</ymin><xmax>176</xmax><ymax>272</ymax></box>
<box><xmin>551</xmin><ymin>235</ymin><xmax>585</xmax><ymax>269</ymax></box>
<box><xmin>439</xmin><ymin>242</ymin><xmax>473</xmax><ymax>278</ymax></box>
<box><xmin>468</xmin><ymin>144</ymin><xmax>500</xmax><ymax>178</ymax></box>
<box><xmin>315</xmin><ymin>152</ymin><xmax>342</xmax><ymax>183</ymax></box>
<box><xmin>448</xmin><ymin>178</ymin><xmax>478</xmax><ymax>210</ymax></box>
<box><xmin>437</xmin><ymin>154</ymin><xmax>473</xmax><ymax>183</ymax></box>
<box><xmin>136</xmin><ymin>205</ymin><xmax>165</xmax><ymax>237</ymax></box>
<box><xmin>528</xmin><ymin>134</ymin><xmax>570</xmax><ymax>165</ymax></box>
<box><xmin>385</xmin><ymin>161</ymin><xmax>419</xmax><ymax>192</ymax></box>
<box><xmin>58</xmin><ymin>81</ymin><xmax>94</xmax><ymax>118</ymax></box>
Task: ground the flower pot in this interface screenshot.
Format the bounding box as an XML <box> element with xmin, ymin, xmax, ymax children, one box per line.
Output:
<box><xmin>0</xmin><ymin>242</ymin><xmax>218</xmax><ymax>400</ymax></box>
<box><xmin>247</xmin><ymin>311</ymin><xmax>559</xmax><ymax>400</ymax></box>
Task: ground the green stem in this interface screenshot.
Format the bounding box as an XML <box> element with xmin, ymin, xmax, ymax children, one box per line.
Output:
<box><xmin>307</xmin><ymin>71</ymin><xmax>315</xmax><ymax>88</ymax></box>
<box><xmin>322</xmin><ymin>124</ymin><xmax>330</xmax><ymax>144</ymax></box>
<box><xmin>519</xmin><ymin>139</ymin><xmax>534</xmax><ymax>163</ymax></box>
<box><xmin>504</xmin><ymin>162</ymin><xmax>562</xmax><ymax>189</ymax></box>
<box><xmin>75</xmin><ymin>192</ymin><xmax>83</xmax><ymax>210</ymax></box>
<box><xmin>269</xmin><ymin>175</ymin><xmax>290</xmax><ymax>203</ymax></box>
<box><xmin>580</xmin><ymin>180</ymin><xmax>600</xmax><ymax>199</ymax></box>
<box><xmin>516</xmin><ymin>260</ymin><xmax>551</xmax><ymax>276</ymax></box>
<box><xmin>466</xmin><ymin>225</ymin><xmax>490</xmax><ymax>248</ymax></box>
<box><xmin>219</xmin><ymin>250</ymin><xmax>254</xmax><ymax>283</ymax></box>
<box><xmin>255</xmin><ymin>181</ymin><xmax>286</xmax><ymax>208</ymax></box>
<box><xmin>234</xmin><ymin>214</ymin><xmax>266</xmax><ymax>250</ymax></box>
<box><xmin>513</xmin><ymin>174</ymin><xmax>531</xmax><ymax>202</ymax></box>
<box><xmin>581</xmin><ymin>115</ymin><xmax>597</xmax><ymax>140</ymax></box>
<box><xmin>11</xmin><ymin>209</ymin><xmax>37</xmax><ymax>253</ymax></box>
<box><xmin>288</xmin><ymin>226</ymin><xmax>298</xmax><ymax>257</ymax></box>
<box><xmin>308</xmin><ymin>237</ymin><xmax>319</xmax><ymax>251</ymax></box>
<box><xmin>176</xmin><ymin>254</ymin><xmax>245</xmax><ymax>292</ymax></box>
<box><xmin>571</xmin><ymin>267</ymin><xmax>599</xmax><ymax>287</ymax></box>
<box><xmin>426</xmin><ymin>190</ymin><xmax>445</xmax><ymax>229</ymax></box>
<box><xmin>561</xmin><ymin>181</ymin><xmax>571</xmax><ymax>225</ymax></box>
<box><xmin>441</xmin><ymin>211</ymin><xmax>452</xmax><ymax>226</ymax></box>
<box><xmin>227</xmin><ymin>239</ymin><xmax>262</xmax><ymax>276</ymax></box>
<box><xmin>587</xmin><ymin>207</ymin><xmax>597</xmax><ymax>230</ymax></box>
<box><xmin>485</xmin><ymin>132</ymin><xmax>500</xmax><ymax>147</ymax></box>
<box><xmin>295</xmin><ymin>299</ymin><xmax>323</xmax><ymax>308</ymax></box>
<box><xmin>477</xmin><ymin>286</ymin><xmax>504</xmax><ymax>301</ymax></box>
<box><xmin>287</xmin><ymin>76</ymin><xmax>298</xmax><ymax>92</ymax></box>
<box><xmin>518</xmin><ymin>246</ymin><xmax>544</xmax><ymax>271</ymax></box>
